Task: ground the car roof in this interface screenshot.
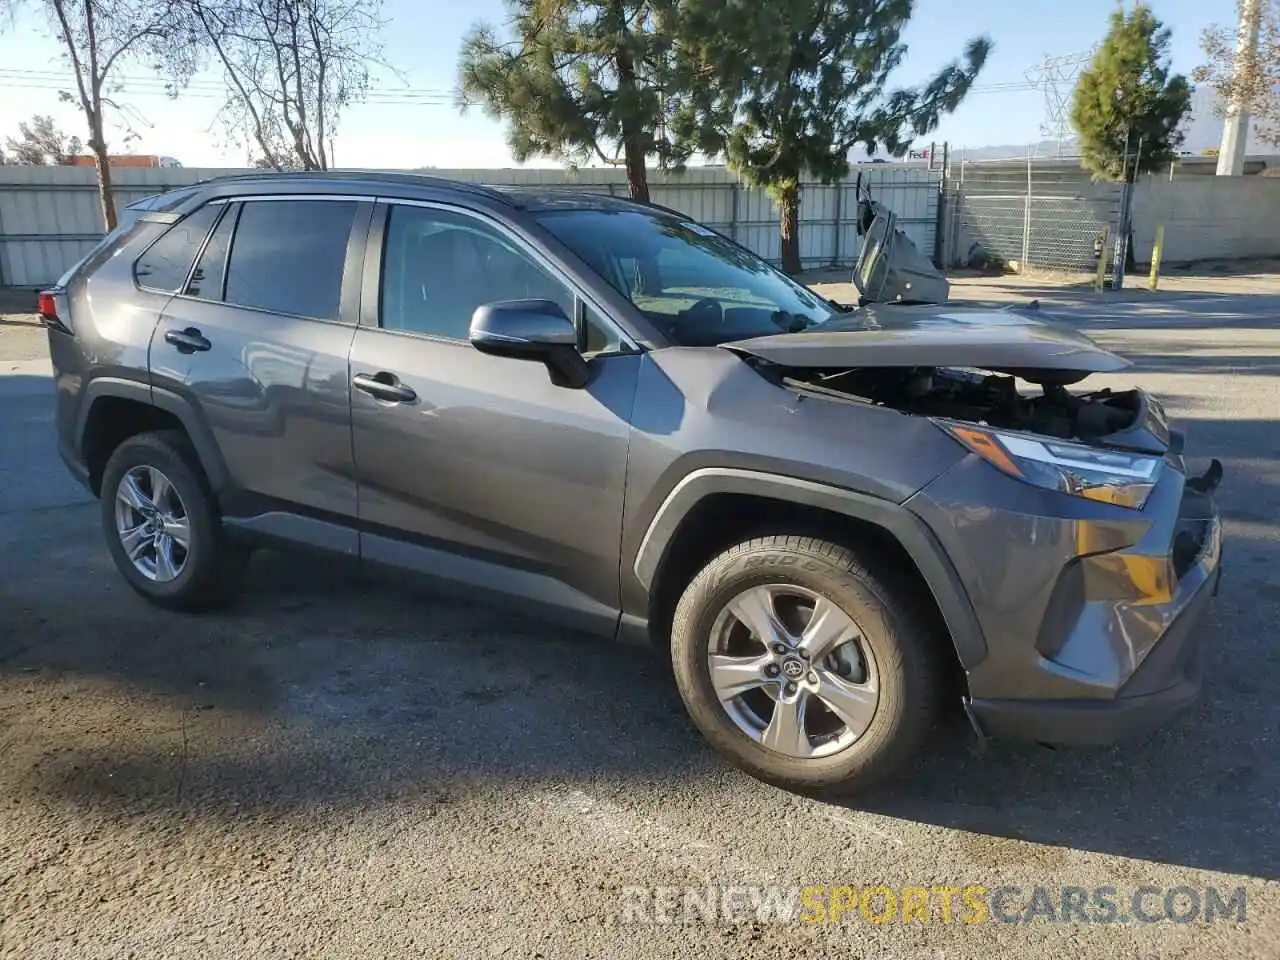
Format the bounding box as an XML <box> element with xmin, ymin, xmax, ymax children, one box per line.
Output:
<box><xmin>486</xmin><ymin>185</ymin><xmax>668</xmax><ymax>215</ymax></box>
<box><xmin>185</xmin><ymin>171</ymin><xmax>669</xmax><ymax>216</ymax></box>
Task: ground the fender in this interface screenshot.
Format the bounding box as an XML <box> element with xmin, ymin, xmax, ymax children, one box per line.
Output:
<box><xmin>77</xmin><ymin>376</ymin><xmax>231</xmax><ymax>492</ymax></box>
<box><xmin>631</xmin><ymin>467</ymin><xmax>988</xmax><ymax>668</ymax></box>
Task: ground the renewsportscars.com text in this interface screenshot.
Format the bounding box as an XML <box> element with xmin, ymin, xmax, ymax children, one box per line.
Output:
<box><xmin>618</xmin><ymin>884</ymin><xmax>1248</xmax><ymax>926</ymax></box>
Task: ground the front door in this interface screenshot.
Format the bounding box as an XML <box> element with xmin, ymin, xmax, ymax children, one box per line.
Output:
<box><xmin>348</xmin><ymin>201</ymin><xmax>640</xmax><ymax>633</ymax></box>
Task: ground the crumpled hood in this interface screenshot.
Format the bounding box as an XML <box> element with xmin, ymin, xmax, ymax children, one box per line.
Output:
<box><xmin>722</xmin><ymin>304</ymin><xmax>1131</xmax><ymax>383</ymax></box>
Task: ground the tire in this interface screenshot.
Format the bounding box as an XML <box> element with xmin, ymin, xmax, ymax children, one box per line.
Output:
<box><xmin>670</xmin><ymin>535</ymin><xmax>944</xmax><ymax>792</ymax></box>
<box><xmin>100</xmin><ymin>429</ymin><xmax>248</xmax><ymax>611</ymax></box>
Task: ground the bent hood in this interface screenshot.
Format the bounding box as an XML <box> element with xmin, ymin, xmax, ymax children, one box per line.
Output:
<box><xmin>722</xmin><ymin>304</ymin><xmax>1131</xmax><ymax>384</ymax></box>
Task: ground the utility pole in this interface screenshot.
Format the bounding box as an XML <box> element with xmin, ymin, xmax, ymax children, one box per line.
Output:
<box><xmin>1217</xmin><ymin>0</ymin><xmax>1263</xmax><ymax>175</ymax></box>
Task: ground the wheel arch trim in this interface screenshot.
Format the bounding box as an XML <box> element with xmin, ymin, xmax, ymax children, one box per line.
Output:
<box><xmin>77</xmin><ymin>377</ymin><xmax>230</xmax><ymax>492</ymax></box>
<box><xmin>632</xmin><ymin>467</ymin><xmax>987</xmax><ymax>668</ymax></box>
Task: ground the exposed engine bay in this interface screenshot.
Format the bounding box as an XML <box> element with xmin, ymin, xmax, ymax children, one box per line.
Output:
<box><xmin>780</xmin><ymin>365</ymin><xmax>1141</xmax><ymax>441</ymax></box>
<box><xmin>725</xmin><ymin>176</ymin><xmax>1154</xmax><ymax>449</ymax></box>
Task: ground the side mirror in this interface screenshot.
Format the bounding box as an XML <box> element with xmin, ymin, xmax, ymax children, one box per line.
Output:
<box><xmin>469</xmin><ymin>299</ymin><xmax>591</xmax><ymax>389</ymax></box>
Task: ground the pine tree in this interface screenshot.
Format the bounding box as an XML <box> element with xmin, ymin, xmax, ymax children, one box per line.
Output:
<box><xmin>1071</xmin><ymin>3</ymin><xmax>1192</xmax><ymax>182</ymax></box>
<box><xmin>670</xmin><ymin>0</ymin><xmax>989</xmax><ymax>275</ymax></box>
<box><xmin>458</xmin><ymin>0</ymin><xmax>681</xmax><ymax>202</ymax></box>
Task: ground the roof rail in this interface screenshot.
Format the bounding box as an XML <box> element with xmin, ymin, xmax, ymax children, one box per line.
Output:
<box><xmin>190</xmin><ymin>169</ymin><xmax>513</xmax><ymax>202</ymax></box>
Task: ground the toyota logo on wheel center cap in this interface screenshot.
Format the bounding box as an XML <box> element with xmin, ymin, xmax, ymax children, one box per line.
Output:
<box><xmin>781</xmin><ymin>658</ymin><xmax>805</xmax><ymax>679</ymax></box>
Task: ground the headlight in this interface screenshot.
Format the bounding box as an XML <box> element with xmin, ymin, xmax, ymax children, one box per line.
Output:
<box><xmin>936</xmin><ymin>421</ymin><xmax>1163</xmax><ymax>509</ymax></box>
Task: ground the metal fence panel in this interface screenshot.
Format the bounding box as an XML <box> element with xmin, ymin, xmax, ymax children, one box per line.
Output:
<box><xmin>947</xmin><ymin>159</ymin><xmax>1121</xmax><ymax>271</ymax></box>
<box><xmin>1026</xmin><ymin>195</ymin><xmax>1119</xmax><ymax>270</ymax></box>
<box><xmin>949</xmin><ymin>193</ymin><xmax>1027</xmax><ymax>267</ymax></box>
<box><xmin>0</xmin><ymin>163</ymin><xmax>943</xmax><ymax>286</ymax></box>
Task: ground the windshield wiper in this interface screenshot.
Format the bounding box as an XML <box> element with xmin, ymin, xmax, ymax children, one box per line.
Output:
<box><xmin>771</xmin><ymin>311</ymin><xmax>814</xmax><ymax>333</ymax></box>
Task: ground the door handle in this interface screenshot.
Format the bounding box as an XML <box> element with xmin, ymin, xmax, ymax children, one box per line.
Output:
<box><xmin>164</xmin><ymin>327</ymin><xmax>211</xmax><ymax>353</ymax></box>
<box><xmin>352</xmin><ymin>372</ymin><xmax>417</xmax><ymax>403</ymax></box>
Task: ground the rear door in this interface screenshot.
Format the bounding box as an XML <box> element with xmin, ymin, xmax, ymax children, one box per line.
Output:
<box><xmin>149</xmin><ymin>195</ymin><xmax>373</xmax><ymax>546</ymax></box>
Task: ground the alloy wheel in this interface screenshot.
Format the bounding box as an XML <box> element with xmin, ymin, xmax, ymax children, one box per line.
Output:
<box><xmin>114</xmin><ymin>465</ymin><xmax>191</xmax><ymax>583</ymax></box>
<box><xmin>707</xmin><ymin>583</ymin><xmax>879</xmax><ymax>759</ymax></box>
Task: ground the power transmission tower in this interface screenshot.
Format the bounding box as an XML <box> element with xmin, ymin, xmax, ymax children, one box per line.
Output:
<box><xmin>1025</xmin><ymin>49</ymin><xmax>1098</xmax><ymax>156</ymax></box>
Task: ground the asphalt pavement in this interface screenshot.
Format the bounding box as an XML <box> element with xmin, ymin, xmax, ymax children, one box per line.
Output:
<box><xmin>1</xmin><ymin>291</ymin><xmax>1278</xmax><ymax>959</ymax></box>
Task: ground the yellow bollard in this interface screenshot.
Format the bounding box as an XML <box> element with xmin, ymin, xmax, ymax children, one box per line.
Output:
<box><xmin>1148</xmin><ymin>223</ymin><xmax>1165</xmax><ymax>291</ymax></box>
<box><xmin>1095</xmin><ymin>225</ymin><xmax>1110</xmax><ymax>292</ymax></box>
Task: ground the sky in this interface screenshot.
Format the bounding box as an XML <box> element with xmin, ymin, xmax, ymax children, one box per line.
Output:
<box><xmin>0</xmin><ymin>0</ymin><xmax>1242</xmax><ymax>170</ymax></box>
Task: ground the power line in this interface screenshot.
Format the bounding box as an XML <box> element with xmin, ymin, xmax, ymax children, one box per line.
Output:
<box><xmin>0</xmin><ymin>70</ymin><xmax>459</xmax><ymax>105</ymax></box>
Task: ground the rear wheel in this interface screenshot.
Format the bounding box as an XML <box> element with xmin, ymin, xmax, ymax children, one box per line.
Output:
<box><xmin>100</xmin><ymin>430</ymin><xmax>247</xmax><ymax>610</ymax></box>
<box><xmin>670</xmin><ymin>535</ymin><xmax>943</xmax><ymax>791</ymax></box>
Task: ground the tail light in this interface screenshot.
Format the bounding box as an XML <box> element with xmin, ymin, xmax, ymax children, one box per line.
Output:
<box><xmin>37</xmin><ymin>290</ymin><xmax>58</xmax><ymax>320</ymax></box>
<box><xmin>38</xmin><ymin>289</ymin><xmax>73</xmax><ymax>335</ymax></box>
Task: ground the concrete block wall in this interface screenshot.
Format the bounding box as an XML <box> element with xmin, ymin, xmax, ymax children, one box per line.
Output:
<box><xmin>1131</xmin><ymin>176</ymin><xmax>1280</xmax><ymax>264</ymax></box>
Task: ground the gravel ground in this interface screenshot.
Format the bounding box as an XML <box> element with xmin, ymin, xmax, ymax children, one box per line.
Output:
<box><xmin>2</xmin><ymin>285</ymin><xmax>1278</xmax><ymax>959</ymax></box>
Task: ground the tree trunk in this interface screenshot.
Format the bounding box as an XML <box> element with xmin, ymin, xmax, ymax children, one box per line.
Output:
<box><xmin>624</xmin><ymin>137</ymin><xmax>650</xmax><ymax>202</ymax></box>
<box><xmin>612</xmin><ymin>33</ymin><xmax>650</xmax><ymax>203</ymax></box>
<box><xmin>778</xmin><ymin>182</ymin><xmax>802</xmax><ymax>276</ymax></box>
<box><xmin>88</xmin><ymin>120</ymin><xmax>117</xmax><ymax>231</ymax></box>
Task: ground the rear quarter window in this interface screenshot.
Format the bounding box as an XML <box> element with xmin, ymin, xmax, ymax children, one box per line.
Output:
<box><xmin>133</xmin><ymin>203</ymin><xmax>223</xmax><ymax>292</ymax></box>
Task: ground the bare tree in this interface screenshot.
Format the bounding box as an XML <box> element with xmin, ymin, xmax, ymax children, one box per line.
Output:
<box><xmin>176</xmin><ymin>0</ymin><xmax>384</xmax><ymax>171</ymax></box>
<box><xmin>4</xmin><ymin>114</ymin><xmax>84</xmax><ymax>164</ymax></box>
<box><xmin>1195</xmin><ymin>0</ymin><xmax>1280</xmax><ymax>148</ymax></box>
<box><xmin>1</xmin><ymin>1</ymin><xmax>186</xmax><ymax>228</ymax></box>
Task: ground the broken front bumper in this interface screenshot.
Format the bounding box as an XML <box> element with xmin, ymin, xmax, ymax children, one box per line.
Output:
<box><xmin>908</xmin><ymin>456</ymin><xmax>1224</xmax><ymax>746</ymax></box>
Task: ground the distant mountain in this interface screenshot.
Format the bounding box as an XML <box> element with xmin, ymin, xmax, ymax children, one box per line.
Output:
<box><xmin>845</xmin><ymin>139</ymin><xmax>1083</xmax><ymax>164</ymax></box>
<box><xmin>949</xmin><ymin>140</ymin><xmax>1080</xmax><ymax>161</ymax></box>
<box><xmin>938</xmin><ymin>88</ymin><xmax>1279</xmax><ymax>163</ymax></box>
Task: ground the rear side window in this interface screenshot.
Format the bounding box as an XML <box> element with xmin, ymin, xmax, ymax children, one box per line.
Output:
<box><xmin>183</xmin><ymin>204</ymin><xmax>237</xmax><ymax>300</ymax></box>
<box><xmin>133</xmin><ymin>203</ymin><xmax>222</xmax><ymax>292</ymax></box>
<box><xmin>224</xmin><ymin>199</ymin><xmax>356</xmax><ymax>320</ymax></box>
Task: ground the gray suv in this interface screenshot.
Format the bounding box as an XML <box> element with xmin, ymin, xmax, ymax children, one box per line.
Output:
<box><xmin>42</xmin><ymin>172</ymin><xmax>1224</xmax><ymax>790</ymax></box>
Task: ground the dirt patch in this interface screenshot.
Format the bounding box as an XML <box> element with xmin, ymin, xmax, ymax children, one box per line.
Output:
<box><xmin>0</xmin><ymin>323</ymin><xmax>49</xmax><ymax>365</ymax></box>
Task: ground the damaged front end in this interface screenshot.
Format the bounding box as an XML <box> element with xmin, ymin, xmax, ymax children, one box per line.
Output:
<box><xmin>725</xmin><ymin>300</ymin><xmax>1167</xmax><ymax>448</ymax></box>
<box><xmin>718</xmin><ymin>182</ymin><xmax>1226</xmax><ymax>744</ymax></box>
<box><xmin>766</xmin><ymin>357</ymin><xmax>1176</xmax><ymax>510</ymax></box>
<box><xmin>742</xmin><ymin>329</ymin><xmax>1228</xmax><ymax>743</ymax></box>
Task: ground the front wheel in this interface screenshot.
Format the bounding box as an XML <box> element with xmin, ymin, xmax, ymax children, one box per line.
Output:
<box><xmin>100</xmin><ymin>430</ymin><xmax>247</xmax><ymax>611</ymax></box>
<box><xmin>670</xmin><ymin>535</ymin><xmax>944</xmax><ymax>791</ymax></box>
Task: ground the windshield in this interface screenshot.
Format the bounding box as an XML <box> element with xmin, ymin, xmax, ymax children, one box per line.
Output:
<box><xmin>534</xmin><ymin>207</ymin><xmax>839</xmax><ymax>346</ymax></box>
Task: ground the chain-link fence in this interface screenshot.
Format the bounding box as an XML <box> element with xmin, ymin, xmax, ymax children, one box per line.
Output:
<box><xmin>943</xmin><ymin>159</ymin><xmax>1122</xmax><ymax>272</ymax></box>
